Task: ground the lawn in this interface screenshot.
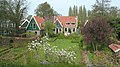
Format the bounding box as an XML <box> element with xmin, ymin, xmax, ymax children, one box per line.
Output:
<box><xmin>0</xmin><ymin>38</ymin><xmax>84</xmax><ymax>67</ymax></box>
<box><xmin>49</xmin><ymin>38</ymin><xmax>78</xmax><ymax>49</ymax></box>
<box><xmin>49</xmin><ymin>38</ymin><xmax>82</xmax><ymax>64</ymax></box>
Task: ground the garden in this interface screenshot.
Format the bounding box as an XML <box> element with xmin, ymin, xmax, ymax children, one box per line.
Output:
<box><xmin>0</xmin><ymin>33</ymin><xmax>119</xmax><ymax>67</ymax></box>
<box><xmin>0</xmin><ymin>35</ymin><xmax>87</xmax><ymax>67</ymax></box>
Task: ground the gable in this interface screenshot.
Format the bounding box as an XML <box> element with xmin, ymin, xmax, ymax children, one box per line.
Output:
<box><xmin>20</xmin><ymin>20</ymin><xmax>29</xmax><ymax>28</ymax></box>
<box><xmin>27</xmin><ymin>18</ymin><xmax>40</xmax><ymax>30</ymax></box>
<box><xmin>55</xmin><ymin>20</ymin><xmax>62</xmax><ymax>28</ymax></box>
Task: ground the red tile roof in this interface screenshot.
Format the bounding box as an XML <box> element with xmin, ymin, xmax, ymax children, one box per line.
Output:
<box><xmin>34</xmin><ymin>16</ymin><xmax>44</xmax><ymax>29</ymax></box>
<box><xmin>55</xmin><ymin>16</ymin><xmax>77</xmax><ymax>28</ymax></box>
<box><xmin>109</xmin><ymin>44</ymin><xmax>120</xmax><ymax>52</ymax></box>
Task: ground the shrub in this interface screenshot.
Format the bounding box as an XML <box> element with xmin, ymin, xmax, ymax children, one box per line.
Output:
<box><xmin>81</xmin><ymin>16</ymin><xmax>112</xmax><ymax>51</ymax></box>
<box><xmin>57</xmin><ymin>33</ymin><xmax>79</xmax><ymax>39</ymax></box>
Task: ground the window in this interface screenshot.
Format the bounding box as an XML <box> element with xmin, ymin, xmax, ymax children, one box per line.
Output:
<box><xmin>59</xmin><ymin>28</ymin><xmax>61</xmax><ymax>31</ymax></box>
<box><xmin>71</xmin><ymin>23</ymin><xmax>75</xmax><ymax>25</ymax></box>
<box><xmin>73</xmin><ymin>28</ymin><xmax>75</xmax><ymax>32</ymax></box>
<box><xmin>65</xmin><ymin>28</ymin><xmax>67</xmax><ymax>31</ymax></box>
<box><xmin>66</xmin><ymin>22</ymin><xmax>70</xmax><ymax>25</ymax></box>
<box><xmin>33</xmin><ymin>23</ymin><xmax>36</xmax><ymax>28</ymax></box>
<box><xmin>11</xmin><ymin>23</ymin><xmax>13</xmax><ymax>27</ymax></box>
<box><xmin>30</xmin><ymin>23</ymin><xmax>32</xmax><ymax>27</ymax></box>
<box><xmin>3</xmin><ymin>24</ymin><xmax>6</xmax><ymax>28</ymax></box>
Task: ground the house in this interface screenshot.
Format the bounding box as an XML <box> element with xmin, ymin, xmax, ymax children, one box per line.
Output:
<box><xmin>19</xmin><ymin>16</ymin><xmax>44</xmax><ymax>35</ymax></box>
<box><xmin>54</xmin><ymin>16</ymin><xmax>78</xmax><ymax>35</ymax></box>
<box><xmin>20</xmin><ymin>16</ymin><xmax>78</xmax><ymax>36</ymax></box>
<box><xmin>109</xmin><ymin>44</ymin><xmax>120</xmax><ymax>58</ymax></box>
<box><xmin>0</xmin><ymin>20</ymin><xmax>16</xmax><ymax>35</ymax></box>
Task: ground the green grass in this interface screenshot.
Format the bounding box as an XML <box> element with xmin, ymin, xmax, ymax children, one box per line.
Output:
<box><xmin>49</xmin><ymin>39</ymin><xmax>82</xmax><ymax>63</ymax></box>
<box><xmin>0</xmin><ymin>38</ymin><xmax>84</xmax><ymax>66</ymax></box>
<box><xmin>0</xmin><ymin>62</ymin><xmax>86</xmax><ymax>67</ymax></box>
<box><xmin>49</xmin><ymin>39</ymin><xmax>78</xmax><ymax>49</ymax></box>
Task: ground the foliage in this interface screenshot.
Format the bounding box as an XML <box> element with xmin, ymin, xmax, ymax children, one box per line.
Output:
<box><xmin>92</xmin><ymin>0</ymin><xmax>111</xmax><ymax>16</ymax></box>
<box><xmin>44</xmin><ymin>20</ymin><xmax>56</xmax><ymax>37</ymax></box>
<box><xmin>109</xmin><ymin>6</ymin><xmax>120</xmax><ymax>19</ymax></box>
<box><xmin>68</xmin><ymin>6</ymin><xmax>73</xmax><ymax>16</ymax></box>
<box><xmin>57</xmin><ymin>33</ymin><xmax>79</xmax><ymax>39</ymax></box>
<box><xmin>83</xmin><ymin>6</ymin><xmax>87</xmax><ymax>23</ymax></box>
<box><xmin>78</xmin><ymin>6</ymin><xmax>82</xmax><ymax>22</ymax></box>
<box><xmin>92</xmin><ymin>0</ymin><xmax>120</xmax><ymax>19</ymax></box>
<box><xmin>81</xmin><ymin>16</ymin><xmax>112</xmax><ymax>51</ymax></box>
<box><xmin>28</xmin><ymin>36</ymin><xmax>76</xmax><ymax>64</ymax></box>
<box><xmin>68</xmin><ymin>5</ymin><xmax>88</xmax><ymax>27</ymax></box>
<box><xmin>0</xmin><ymin>0</ymin><xmax>28</xmax><ymax>34</ymax></box>
<box><xmin>111</xmin><ymin>18</ymin><xmax>120</xmax><ymax>39</ymax></box>
<box><xmin>68</xmin><ymin>5</ymin><xmax>78</xmax><ymax>16</ymax></box>
<box><xmin>35</xmin><ymin>2</ymin><xmax>59</xmax><ymax>17</ymax></box>
<box><xmin>92</xmin><ymin>50</ymin><xmax>120</xmax><ymax>67</ymax></box>
<box><xmin>23</xmin><ymin>32</ymin><xmax>35</xmax><ymax>37</ymax></box>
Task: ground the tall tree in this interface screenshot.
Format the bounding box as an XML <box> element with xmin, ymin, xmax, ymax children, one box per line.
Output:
<box><xmin>78</xmin><ymin>6</ymin><xmax>83</xmax><ymax>26</ymax></box>
<box><xmin>88</xmin><ymin>10</ymin><xmax>92</xmax><ymax>19</ymax></box>
<box><xmin>35</xmin><ymin>2</ymin><xmax>59</xmax><ymax>17</ymax></box>
<box><xmin>83</xmin><ymin>6</ymin><xmax>87</xmax><ymax>23</ymax></box>
<box><xmin>75</xmin><ymin>6</ymin><xmax>78</xmax><ymax>16</ymax></box>
<box><xmin>0</xmin><ymin>0</ymin><xmax>9</xmax><ymax>21</ymax></box>
<box><xmin>68</xmin><ymin>6</ymin><xmax>73</xmax><ymax>16</ymax></box>
<box><xmin>109</xmin><ymin>6</ymin><xmax>119</xmax><ymax>19</ymax></box>
<box><xmin>92</xmin><ymin>0</ymin><xmax>111</xmax><ymax>16</ymax></box>
<box><xmin>73</xmin><ymin>5</ymin><xmax>76</xmax><ymax>16</ymax></box>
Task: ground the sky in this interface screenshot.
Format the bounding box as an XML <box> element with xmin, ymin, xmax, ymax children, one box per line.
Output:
<box><xmin>26</xmin><ymin>0</ymin><xmax>120</xmax><ymax>16</ymax></box>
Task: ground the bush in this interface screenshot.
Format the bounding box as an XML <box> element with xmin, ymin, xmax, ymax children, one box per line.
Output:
<box><xmin>57</xmin><ymin>33</ymin><xmax>79</xmax><ymax>39</ymax></box>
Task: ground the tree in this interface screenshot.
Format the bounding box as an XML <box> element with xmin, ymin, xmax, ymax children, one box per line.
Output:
<box><xmin>44</xmin><ymin>20</ymin><xmax>56</xmax><ymax>37</ymax></box>
<box><xmin>111</xmin><ymin>18</ymin><xmax>120</xmax><ymax>40</ymax></box>
<box><xmin>75</xmin><ymin>6</ymin><xmax>78</xmax><ymax>16</ymax></box>
<box><xmin>8</xmin><ymin>0</ymin><xmax>27</xmax><ymax>33</ymax></box>
<box><xmin>68</xmin><ymin>6</ymin><xmax>73</xmax><ymax>16</ymax></box>
<box><xmin>92</xmin><ymin>0</ymin><xmax>111</xmax><ymax>16</ymax></box>
<box><xmin>81</xmin><ymin>16</ymin><xmax>112</xmax><ymax>51</ymax></box>
<box><xmin>88</xmin><ymin>10</ymin><xmax>92</xmax><ymax>19</ymax></box>
<box><xmin>83</xmin><ymin>6</ymin><xmax>87</xmax><ymax>23</ymax></box>
<box><xmin>0</xmin><ymin>0</ymin><xmax>8</xmax><ymax>21</ymax></box>
<box><xmin>0</xmin><ymin>0</ymin><xmax>28</xmax><ymax>35</ymax></box>
<box><xmin>72</xmin><ymin>5</ymin><xmax>76</xmax><ymax>16</ymax></box>
<box><xmin>109</xmin><ymin>6</ymin><xmax>119</xmax><ymax>19</ymax></box>
<box><xmin>72</xmin><ymin>5</ymin><xmax>78</xmax><ymax>16</ymax></box>
<box><xmin>79</xmin><ymin>6</ymin><xmax>83</xmax><ymax>23</ymax></box>
<box><xmin>35</xmin><ymin>2</ymin><xmax>59</xmax><ymax>17</ymax></box>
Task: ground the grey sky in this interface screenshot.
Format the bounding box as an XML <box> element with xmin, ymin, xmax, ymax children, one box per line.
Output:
<box><xmin>26</xmin><ymin>0</ymin><xmax>120</xmax><ymax>16</ymax></box>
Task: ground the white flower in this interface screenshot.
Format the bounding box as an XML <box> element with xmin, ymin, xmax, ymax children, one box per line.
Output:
<box><xmin>32</xmin><ymin>41</ymin><xmax>35</xmax><ymax>43</ymax></box>
<box><xmin>40</xmin><ymin>41</ymin><xmax>42</xmax><ymax>43</ymax></box>
<box><xmin>35</xmin><ymin>39</ymin><xmax>37</xmax><ymax>42</ymax></box>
